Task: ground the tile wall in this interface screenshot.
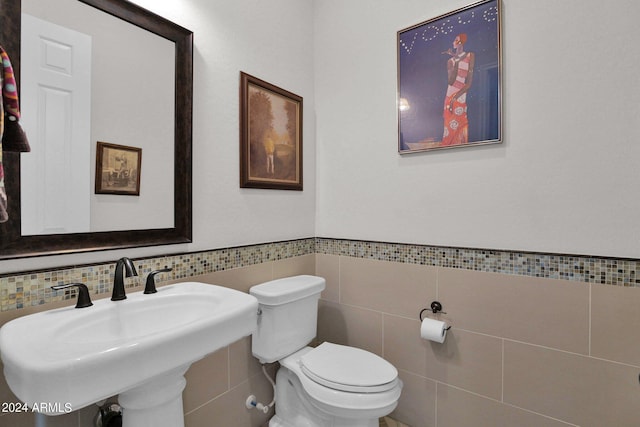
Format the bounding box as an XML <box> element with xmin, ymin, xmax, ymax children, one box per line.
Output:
<box><xmin>2</xmin><ymin>237</ymin><xmax>640</xmax><ymax>426</ymax></box>
<box><xmin>316</xmin><ymin>250</ymin><xmax>640</xmax><ymax>426</ymax></box>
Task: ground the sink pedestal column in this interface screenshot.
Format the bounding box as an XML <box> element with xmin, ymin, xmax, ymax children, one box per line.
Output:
<box><xmin>118</xmin><ymin>365</ymin><xmax>189</xmax><ymax>427</ymax></box>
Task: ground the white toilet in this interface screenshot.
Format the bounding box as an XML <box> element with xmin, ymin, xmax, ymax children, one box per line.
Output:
<box><xmin>250</xmin><ymin>275</ymin><xmax>403</xmax><ymax>427</ymax></box>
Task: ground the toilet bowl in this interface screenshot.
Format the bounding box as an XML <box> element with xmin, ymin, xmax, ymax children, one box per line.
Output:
<box><xmin>272</xmin><ymin>344</ymin><xmax>402</xmax><ymax>427</ymax></box>
<box><xmin>250</xmin><ymin>276</ymin><xmax>403</xmax><ymax>427</ymax></box>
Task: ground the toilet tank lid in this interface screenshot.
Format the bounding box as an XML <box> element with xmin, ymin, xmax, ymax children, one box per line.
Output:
<box><xmin>250</xmin><ymin>275</ymin><xmax>326</xmax><ymax>306</ymax></box>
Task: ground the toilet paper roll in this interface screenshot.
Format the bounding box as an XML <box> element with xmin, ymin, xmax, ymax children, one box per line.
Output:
<box><xmin>420</xmin><ymin>317</ymin><xmax>449</xmax><ymax>343</ymax></box>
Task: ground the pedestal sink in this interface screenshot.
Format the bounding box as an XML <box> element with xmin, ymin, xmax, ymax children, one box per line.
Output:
<box><xmin>0</xmin><ymin>282</ymin><xmax>258</xmax><ymax>427</ymax></box>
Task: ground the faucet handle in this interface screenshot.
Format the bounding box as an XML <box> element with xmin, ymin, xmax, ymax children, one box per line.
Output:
<box><xmin>144</xmin><ymin>268</ymin><xmax>173</xmax><ymax>294</ymax></box>
<box><xmin>51</xmin><ymin>283</ymin><xmax>93</xmax><ymax>309</ymax></box>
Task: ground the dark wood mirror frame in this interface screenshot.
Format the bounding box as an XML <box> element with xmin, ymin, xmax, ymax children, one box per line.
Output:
<box><xmin>0</xmin><ymin>0</ymin><xmax>193</xmax><ymax>260</ymax></box>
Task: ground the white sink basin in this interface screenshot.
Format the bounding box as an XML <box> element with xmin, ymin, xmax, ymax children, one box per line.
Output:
<box><xmin>0</xmin><ymin>281</ymin><xmax>258</xmax><ymax>424</ymax></box>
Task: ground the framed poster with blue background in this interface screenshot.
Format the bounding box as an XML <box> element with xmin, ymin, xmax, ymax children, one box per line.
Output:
<box><xmin>398</xmin><ymin>0</ymin><xmax>502</xmax><ymax>153</ymax></box>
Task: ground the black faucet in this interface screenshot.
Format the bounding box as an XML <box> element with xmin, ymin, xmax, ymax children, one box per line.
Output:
<box><xmin>51</xmin><ymin>283</ymin><xmax>93</xmax><ymax>308</ymax></box>
<box><xmin>112</xmin><ymin>257</ymin><xmax>138</xmax><ymax>301</ymax></box>
<box><xmin>144</xmin><ymin>268</ymin><xmax>173</xmax><ymax>294</ymax></box>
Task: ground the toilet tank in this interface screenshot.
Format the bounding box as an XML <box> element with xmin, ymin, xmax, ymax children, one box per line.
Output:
<box><xmin>250</xmin><ymin>275</ymin><xmax>326</xmax><ymax>363</ymax></box>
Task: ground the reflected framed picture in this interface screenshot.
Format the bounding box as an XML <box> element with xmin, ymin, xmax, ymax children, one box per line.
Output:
<box><xmin>397</xmin><ymin>0</ymin><xmax>502</xmax><ymax>153</ymax></box>
<box><xmin>95</xmin><ymin>141</ymin><xmax>142</xmax><ymax>195</ymax></box>
<box><xmin>240</xmin><ymin>72</ymin><xmax>303</xmax><ymax>190</ymax></box>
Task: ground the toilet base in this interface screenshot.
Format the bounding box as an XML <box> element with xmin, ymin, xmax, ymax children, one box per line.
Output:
<box><xmin>271</xmin><ymin>366</ymin><xmax>383</xmax><ymax>427</ymax></box>
<box><xmin>267</xmin><ymin>414</ymin><xmax>291</xmax><ymax>427</ymax></box>
<box><xmin>269</xmin><ymin>414</ymin><xmax>371</xmax><ymax>427</ymax></box>
<box><xmin>269</xmin><ymin>413</ymin><xmax>378</xmax><ymax>427</ymax></box>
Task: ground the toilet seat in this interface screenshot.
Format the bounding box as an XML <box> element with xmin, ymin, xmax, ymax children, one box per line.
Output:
<box><xmin>300</xmin><ymin>342</ymin><xmax>398</xmax><ymax>393</ymax></box>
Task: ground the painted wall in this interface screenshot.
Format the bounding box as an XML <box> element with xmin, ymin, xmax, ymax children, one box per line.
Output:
<box><xmin>126</xmin><ymin>0</ymin><xmax>317</xmax><ymax>252</ymax></box>
<box><xmin>0</xmin><ymin>0</ymin><xmax>317</xmax><ymax>274</ymax></box>
<box><xmin>6</xmin><ymin>0</ymin><xmax>639</xmax><ymax>271</ymax></box>
<box><xmin>314</xmin><ymin>0</ymin><xmax>640</xmax><ymax>259</ymax></box>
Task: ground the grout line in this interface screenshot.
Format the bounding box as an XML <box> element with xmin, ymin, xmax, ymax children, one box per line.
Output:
<box><xmin>501</xmin><ymin>401</ymin><xmax>580</xmax><ymax>427</ymax></box>
<box><xmin>338</xmin><ymin>255</ymin><xmax>342</xmax><ymax>304</ymax></box>
<box><xmin>434</xmin><ymin>381</ymin><xmax>438</xmax><ymax>427</ymax></box>
<box><xmin>381</xmin><ymin>313</ymin><xmax>386</xmax><ymax>358</ymax></box>
<box><xmin>434</xmin><ymin>381</ymin><xmax>579</xmax><ymax>427</ymax></box>
<box><xmin>501</xmin><ymin>338</ymin><xmax>505</xmax><ymax>403</ymax></box>
<box><xmin>227</xmin><ymin>346</ymin><xmax>231</xmax><ymax>391</ymax></box>
<box><xmin>587</xmin><ymin>283</ymin><xmax>593</xmax><ymax>356</ymax></box>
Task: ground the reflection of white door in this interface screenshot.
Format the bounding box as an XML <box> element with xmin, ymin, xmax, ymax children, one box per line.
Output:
<box><xmin>20</xmin><ymin>13</ymin><xmax>92</xmax><ymax>235</ymax></box>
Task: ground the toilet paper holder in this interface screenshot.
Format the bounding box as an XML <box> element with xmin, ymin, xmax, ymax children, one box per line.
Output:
<box><xmin>419</xmin><ymin>301</ymin><xmax>449</xmax><ymax>322</ymax></box>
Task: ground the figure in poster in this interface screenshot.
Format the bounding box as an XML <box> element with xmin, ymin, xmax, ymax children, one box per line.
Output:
<box><xmin>441</xmin><ymin>33</ymin><xmax>475</xmax><ymax>146</ymax></box>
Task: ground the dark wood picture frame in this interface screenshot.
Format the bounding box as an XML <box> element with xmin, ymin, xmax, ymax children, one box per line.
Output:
<box><xmin>0</xmin><ymin>0</ymin><xmax>193</xmax><ymax>260</ymax></box>
<box><xmin>240</xmin><ymin>72</ymin><xmax>303</xmax><ymax>191</ymax></box>
<box><xmin>95</xmin><ymin>141</ymin><xmax>142</xmax><ymax>195</ymax></box>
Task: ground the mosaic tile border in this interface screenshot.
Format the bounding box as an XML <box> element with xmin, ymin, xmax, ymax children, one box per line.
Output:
<box><xmin>0</xmin><ymin>238</ymin><xmax>315</xmax><ymax>312</ymax></box>
<box><xmin>2</xmin><ymin>237</ymin><xmax>638</xmax><ymax>312</ymax></box>
<box><xmin>315</xmin><ymin>238</ymin><xmax>640</xmax><ymax>287</ymax></box>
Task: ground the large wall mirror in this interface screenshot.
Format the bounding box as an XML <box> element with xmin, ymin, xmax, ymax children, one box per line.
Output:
<box><xmin>0</xmin><ymin>0</ymin><xmax>193</xmax><ymax>259</ymax></box>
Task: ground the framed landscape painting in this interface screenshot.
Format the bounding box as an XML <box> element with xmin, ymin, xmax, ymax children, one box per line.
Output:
<box><xmin>240</xmin><ymin>72</ymin><xmax>303</xmax><ymax>190</ymax></box>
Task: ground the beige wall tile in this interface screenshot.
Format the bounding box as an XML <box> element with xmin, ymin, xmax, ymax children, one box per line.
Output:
<box><xmin>389</xmin><ymin>370</ymin><xmax>436</xmax><ymax>427</ymax></box>
<box><xmin>0</xmin><ymin>411</ymin><xmax>91</xmax><ymax>427</ymax></box>
<box><xmin>315</xmin><ymin>253</ymin><xmax>340</xmax><ymax>302</ymax></box>
<box><xmin>0</xmin><ymin>391</ymin><xmax>96</xmax><ymax>425</ymax></box>
<box><xmin>184</xmin><ymin>373</ymin><xmax>272</xmax><ymax>427</ymax></box>
<box><xmin>438</xmin><ymin>383</ymin><xmax>501</xmax><ymax>427</ymax></box>
<box><xmin>504</xmin><ymin>340</ymin><xmax>640</xmax><ymax>427</ymax></box>
<box><xmin>340</xmin><ymin>257</ymin><xmax>437</xmax><ymax>318</ymax></box>
<box><xmin>273</xmin><ymin>254</ymin><xmax>316</xmax><ymax>278</ymax></box>
<box><xmin>438</xmin><ymin>269</ymin><xmax>589</xmax><ymax>354</ymax></box>
<box><xmin>195</xmin><ymin>263</ymin><xmax>273</xmax><ymax>293</ymax></box>
<box><xmin>502</xmin><ymin>406</ymin><xmax>575</xmax><ymax>427</ymax></box>
<box><xmin>0</xmin><ymin>411</ymin><xmax>35</xmax><ymax>427</ymax></box>
<box><xmin>317</xmin><ymin>300</ymin><xmax>383</xmax><ymax>356</ymax></box>
<box><xmin>184</xmin><ymin>347</ymin><xmax>229</xmax><ymax>413</ymax></box>
<box><xmin>375</xmin><ymin>307</ymin><xmax>507</xmax><ymax>403</ymax></box>
<box><xmin>383</xmin><ymin>314</ymin><xmax>426</xmax><ymax>376</ymax></box>
<box><xmin>425</xmin><ymin>328</ymin><xmax>503</xmax><ymax>400</ymax></box>
<box><xmin>437</xmin><ymin>384</ymin><xmax>573</xmax><ymax>427</ymax></box>
<box><xmin>229</xmin><ymin>336</ymin><xmax>262</xmax><ymax>389</ymax></box>
<box><xmin>592</xmin><ymin>283</ymin><xmax>640</xmax><ymax>367</ymax></box>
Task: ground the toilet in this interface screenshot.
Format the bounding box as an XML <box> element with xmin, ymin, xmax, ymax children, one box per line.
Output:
<box><xmin>250</xmin><ymin>275</ymin><xmax>403</xmax><ymax>427</ymax></box>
